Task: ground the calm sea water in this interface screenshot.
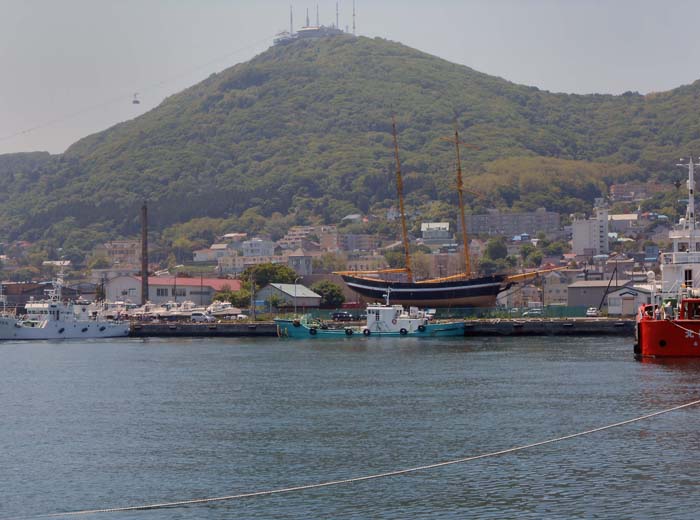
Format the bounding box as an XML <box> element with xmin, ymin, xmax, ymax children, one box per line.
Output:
<box><xmin>2</xmin><ymin>336</ymin><xmax>700</xmax><ymax>519</ymax></box>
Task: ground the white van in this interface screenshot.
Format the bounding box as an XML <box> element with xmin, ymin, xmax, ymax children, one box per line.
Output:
<box><xmin>191</xmin><ymin>311</ymin><xmax>215</xmax><ymax>323</ymax></box>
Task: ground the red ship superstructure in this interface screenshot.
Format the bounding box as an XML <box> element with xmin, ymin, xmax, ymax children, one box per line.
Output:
<box><xmin>636</xmin><ymin>157</ymin><xmax>700</xmax><ymax>358</ymax></box>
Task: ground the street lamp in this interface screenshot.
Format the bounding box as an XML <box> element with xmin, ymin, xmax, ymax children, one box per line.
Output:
<box><xmin>294</xmin><ymin>276</ymin><xmax>302</xmax><ymax>316</ymax></box>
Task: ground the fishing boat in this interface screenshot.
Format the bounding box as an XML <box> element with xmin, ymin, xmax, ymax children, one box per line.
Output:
<box><xmin>336</xmin><ymin>118</ymin><xmax>524</xmax><ymax>307</ymax></box>
<box><xmin>635</xmin><ymin>157</ymin><xmax>700</xmax><ymax>358</ymax></box>
<box><xmin>0</xmin><ymin>273</ymin><xmax>130</xmax><ymax>340</ymax></box>
<box><xmin>275</xmin><ymin>295</ymin><xmax>465</xmax><ymax>339</ymax></box>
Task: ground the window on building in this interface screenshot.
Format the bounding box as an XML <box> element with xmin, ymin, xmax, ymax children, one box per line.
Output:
<box><xmin>175</xmin><ymin>288</ymin><xmax>186</xmax><ymax>297</ymax></box>
<box><xmin>156</xmin><ymin>288</ymin><xmax>168</xmax><ymax>297</ymax></box>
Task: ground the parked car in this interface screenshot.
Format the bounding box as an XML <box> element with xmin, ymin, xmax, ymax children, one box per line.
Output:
<box><xmin>586</xmin><ymin>307</ymin><xmax>600</xmax><ymax>317</ymax></box>
<box><xmin>332</xmin><ymin>311</ymin><xmax>354</xmax><ymax>321</ymax></box>
<box><xmin>191</xmin><ymin>311</ymin><xmax>215</xmax><ymax>323</ymax></box>
<box><xmin>522</xmin><ymin>308</ymin><xmax>544</xmax><ymax>317</ymax></box>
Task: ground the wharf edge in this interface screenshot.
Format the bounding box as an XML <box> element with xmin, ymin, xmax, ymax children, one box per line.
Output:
<box><xmin>129</xmin><ymin>319</ymin><xmax>634</xmax><ymax>338</ymax></box>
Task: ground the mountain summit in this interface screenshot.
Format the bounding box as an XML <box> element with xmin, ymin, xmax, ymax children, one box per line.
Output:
<box><xmin>1</xmin><ymin>35</ymin><xmax>699</xmax><ymax>242</ymax></box>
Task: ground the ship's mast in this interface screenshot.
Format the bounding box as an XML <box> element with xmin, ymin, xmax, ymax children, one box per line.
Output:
<box><xmin>690</xmin><ymin>158</ymin><xmax>696</xmax><ymax>253</ymax></box>
<box><xmin>391</xmin><ymin>116</ymin><xmax>413</xmax><ymax>282</ymax></box>
<box><xmin>441</xmin><ymin>124</ymin><xmax>475</xmax><ymax>277</ymax></box>
<box><xmin>678</xmin><ymin>157</ymin><xmax>697</xmax><ymax>252</ymax></box>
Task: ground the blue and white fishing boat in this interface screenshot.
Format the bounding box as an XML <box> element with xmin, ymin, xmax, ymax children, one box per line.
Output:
<box><xmin>275</xmin><ymin>292</ymin><xmax>465</xmax><ymax>338</ymax></box>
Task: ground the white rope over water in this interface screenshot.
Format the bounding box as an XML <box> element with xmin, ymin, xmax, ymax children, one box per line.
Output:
<box><xmin>15</xmin><ymin>398</ymin><xmax>700</xmax><ymax>519</ymax></box>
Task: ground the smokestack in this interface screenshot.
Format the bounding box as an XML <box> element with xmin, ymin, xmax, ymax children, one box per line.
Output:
<box><xmin>316</xmin><ymin>4</ymin><xmax>319</xmax><ymax>26</ymax></box>
<box><xmin>140</xmin><ymin>201</ymin><xmax>149</xmax><ymax>305</ymax></box>
<box><xmin>336</xmin><ymin>1</ymin><xmax>339</xmax><ymax>28</ymax></box>
<box><xmin>290</xmin><ymin>4</ymin><xmax>293</xmax><ymax>34</ymax></box>
<box><xmin>306</xmin><ymin>7</ymin><xmax>309</xmax><ymax>26</ymax></box>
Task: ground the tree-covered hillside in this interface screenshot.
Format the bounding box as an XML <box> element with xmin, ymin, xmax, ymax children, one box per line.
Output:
<box><xmin>0</xmin><ymin>35</ymin><xmax>697</xmax><ymax>245</ymax></box>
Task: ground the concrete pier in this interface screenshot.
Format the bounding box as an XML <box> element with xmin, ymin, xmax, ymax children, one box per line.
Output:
<box><xmin>130</xmin><ymin>322</ymin><xmax>278</xmax><ymax>337</ymax></box>
<box><xmin>129</xmin><ymin>318</ymin><xmax>634</xmax><ymax>338</ymax></box>
<box><xmin>463</xmin><ymin>318</ymin><xmax>633</xmax><ymax>336</ymax></box>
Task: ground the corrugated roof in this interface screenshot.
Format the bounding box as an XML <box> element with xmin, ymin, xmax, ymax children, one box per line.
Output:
<box><xmin>270</xmin><ymin>283</ymin><xmax>321</xmax><ymax>298</ymax></box>
<box><xmin>568</xmin><ymin>280</ymin><xmax>631</xmax><ymax>288</ymax></box>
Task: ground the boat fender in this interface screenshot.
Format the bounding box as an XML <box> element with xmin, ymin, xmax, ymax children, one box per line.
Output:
<box><xmin>417</xmin><ymin>325</ymin><xmax>426</xmax><ymax>332</ymax></box>
<box><xmin>81</xmin><ymin>327</ymin><xmax>88</xmax><ymax>333</ymax></box>
<box><xmin>345</xmin><ymin>328</ymin><xmax>353</xmax><ymax>336</ymax></box>
<box><xmin>99</xmin><ymin>326</ymin><xmax>106</xmax><ymax>332</ymax></box>
<box><xmin>293</xmin><ymin>320</ymin><xmax>301</xmax><ymax>327</ymax></box>
<box><xmin>399</xmin><ymin>328</ymin><xmax>408</xmax><ymax>335</ymax></box>
<box><xmin>392</xmin><ymin>319</ymin><xmax>397</xmax><ymax>325</ymax></box>
<box><xmin>58</xmin><ymin>328</ymin><xmax>65</xmax><ymax>334</ymax></box>
<box><xmin>363</xmin><ymin>329</ymin><xmax>371</xmax><ymax>336</ymax></box>
<box><xmin>309</xmin><ymin>327</ymin><xmax>317</xmax><ymax>335</ymax></box>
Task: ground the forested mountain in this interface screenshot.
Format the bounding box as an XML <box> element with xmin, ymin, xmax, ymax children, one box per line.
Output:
<box><xmin>1</xmin><ymin>34</ymin><xmax>698</xmax><ymax>251</ymax></box>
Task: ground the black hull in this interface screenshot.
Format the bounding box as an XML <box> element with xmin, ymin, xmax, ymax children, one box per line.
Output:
<box><xmin>341</xmin><ymin>274</ymin><xmax>508</xmax><ymax>307</ymax></box>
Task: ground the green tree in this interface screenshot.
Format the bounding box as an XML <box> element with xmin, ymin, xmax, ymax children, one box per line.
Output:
<box><xmin>484</xmin><ymin>238</ymin><xmax>508</xmax><ymax>261</ymax></box>
<box><xmin>311</xmin><ymin>280</ymin><xmax>346</xmax><ymax>308</ymax></box>
<box><xmin>88</xmin><ymin>256</ymin><xmax>111</xmax><ymax>269</ymax></box>
<box><xmin>242</xmin><ymin>263</ymin><xmax>297</xmax><ymax>287</ymax></box>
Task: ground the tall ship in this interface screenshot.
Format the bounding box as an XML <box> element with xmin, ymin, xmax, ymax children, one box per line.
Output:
<box><xmin>337</xmin><ymin>118</ymin><xmax>518</xmax><ymax>307</ymax></box>
<box><xmin>636</xmin><ymin>157</ymin><xmax>700</xmax><ymax>358</ymax></box>
<box><xmin>0</xmin><ymin>273</ymin><xmax>130</xmax><ymax>340</ymax></box>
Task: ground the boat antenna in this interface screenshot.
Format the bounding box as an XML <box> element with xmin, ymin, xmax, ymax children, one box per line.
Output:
<box><xmin>441</xmin><ymin>122</ymin><xmax>478</xmax><ymax>277</ymax></box>
<box><xmin>677</xmin><ymin>156</ymin><xmax>699</xmax><ymax>253</ymax></box>
<box><xmin>383</xmin><ymin>288</ymin><xmax>391</xmax><ymax>306</ymax></box>
<box><xmin>391</xmin><ymin>116</ymin><xmax>413</xmax><ymax>282</ymax></box>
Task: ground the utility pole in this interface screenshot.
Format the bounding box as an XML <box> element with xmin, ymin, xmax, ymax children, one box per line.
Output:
<box><xmin>140</xmin><ymin>201</ymin><xmax>149</xmax><ymax>305</ymax></box>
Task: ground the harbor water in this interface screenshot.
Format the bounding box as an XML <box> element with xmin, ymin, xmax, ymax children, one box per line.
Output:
<box><xmin>2</xmin><ymin>336</ymin><xmax>700</xmax><ymax>519</ymax></box>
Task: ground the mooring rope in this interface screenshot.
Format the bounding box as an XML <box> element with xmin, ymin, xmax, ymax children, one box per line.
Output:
<box><xmin>669</xmin><ymin>320</ymin><xmax>700</xmax><ymax>336</ymax></box>
<box><xmin>9</xmin><ymin>397</ymin><xmax>700</xmax><ymax>519</ymax></box>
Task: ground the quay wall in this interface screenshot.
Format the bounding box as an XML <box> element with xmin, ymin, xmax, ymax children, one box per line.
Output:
<box><xmin>130</xmin><ymin>322</ymin><xmax>278</xmax><ymax>337</ymax></box>
<box><xmin>463</xmin><ymin>318</ymin><xmax>634</xmax><ymax>336</ymax></box>
<box><xmin>130</xmin><ymin>318</ymin><xmax>634</xmax><ymax>338</ymax></box>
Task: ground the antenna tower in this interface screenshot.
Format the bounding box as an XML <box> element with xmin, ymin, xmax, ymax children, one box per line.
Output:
<box><xmin>306</xmin><ymin>8</ymin><xmax>309</xmax><ymax>27</ymax></box>
<box><xmin>316</xmin><ymin>4</ymin><xmax>319</xmax><ymax>26</ymax></box>
<box><xmin>336</xmin><ymin>1</ymin><xmax>339</xmax><ymax>28</ymax></box>
<box><xmin>290</xmin><ymin>4</ymin><xmax>293</xmax><ymax>34</ymax></box>
<box><xmin>352</xmin><ymin>0</ymin><xmax>356</xmax><ymax>34</ymax></box>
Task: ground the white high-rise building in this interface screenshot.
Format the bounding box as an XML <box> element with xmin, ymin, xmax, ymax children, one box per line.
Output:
<box><xmin>572</xmin><ymin>202</ymin><xmax>609</xmax><ymax>256</ymax></box>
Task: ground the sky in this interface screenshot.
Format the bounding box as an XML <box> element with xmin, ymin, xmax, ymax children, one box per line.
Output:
<box><xmin>2</xmin><ymin>0</ymin><xmax>700</xmax><ymax>155</ymax></box>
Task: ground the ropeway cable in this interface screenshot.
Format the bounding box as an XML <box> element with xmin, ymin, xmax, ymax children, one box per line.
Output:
<box><xmin>7</xmin><ymin>397</ymin><xmax>700</xmax><ymax>519</ymax></box>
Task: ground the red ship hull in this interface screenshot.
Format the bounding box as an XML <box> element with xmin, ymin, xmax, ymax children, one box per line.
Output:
<box><xmin>636</xmin><ymin>301</ymin><xmax>700</xmax><ymax>357</ymax></box>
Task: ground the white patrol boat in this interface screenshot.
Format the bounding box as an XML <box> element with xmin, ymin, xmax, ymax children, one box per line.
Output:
<box><xmin>0</xmin><ymin>275</ymin><xmax>130</xmax><ymax>340</ymax></box>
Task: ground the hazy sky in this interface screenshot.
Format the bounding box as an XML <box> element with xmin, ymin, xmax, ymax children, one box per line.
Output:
<box><xmin>2</xmin><ymin>0</ymin><xmax>700</xmax><ymax>155</ymax></box>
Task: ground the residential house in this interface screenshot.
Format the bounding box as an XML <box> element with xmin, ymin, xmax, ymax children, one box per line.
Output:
<box><xmin>92</xmin><ymin>240</ymin><xmax>141</xmax><ymax>267</ymax></box>
<box><xmin>542</xmin><ymin>269</ymin><xmax>584</xmax><ymax>305</ymax></box>
<box><xmin>339</xmin><ymin>234</ymin><xmax>380</xmax><ymax>252</ymax></box>
<box><xmin>242</xmin><ymin>239</ymin><xmax>276</xmax><ymax>257</ymax></box>
<box><xmin>466</xmin><ymin>207</ymin><xmax>560</xmax><ymax>237</ymax></box>
<box><xmin>421</xmin><ymin>223</ymin><xmax>454</xmax><ymax>246</ymax></box>
<box><xmin>217</xmin><ymin>254</ymin><xmax>286</xmax><ymax>275</ymax></box>
<box><xmin>285</xmin><ymin>249</ymin><xmax>314</xmax><ymax>276</ymax></box>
